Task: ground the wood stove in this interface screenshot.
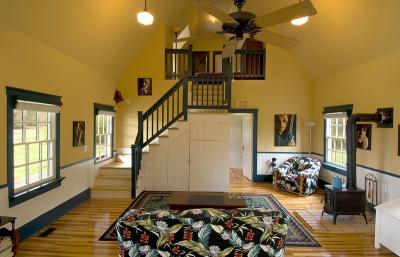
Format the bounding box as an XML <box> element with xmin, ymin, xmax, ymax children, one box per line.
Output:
<box><xmin>322</xmin><ymin>111</ymin><xmax>391</xmax><ymax>224</ymax></box>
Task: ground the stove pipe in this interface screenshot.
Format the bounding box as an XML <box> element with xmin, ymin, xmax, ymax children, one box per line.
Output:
<box><xmin>345</xmin><ymin>113</ymin><xmax>382</xmax><ymax>189</ymax></box>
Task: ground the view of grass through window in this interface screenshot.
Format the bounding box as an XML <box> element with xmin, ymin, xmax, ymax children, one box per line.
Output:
<box><xmin>95</xmin><ymin>114</ymin><xmax>113</xmax><ymax>162</ymax></box>
<box><xmin>326</xmin><ymin>116</ymin><xmax>347</xmax><ymax>167</ymax></box>
<box><xmin>13</xmin><ymin>109</ymin><xmax>55</xmax><ymax>191</ymax></box>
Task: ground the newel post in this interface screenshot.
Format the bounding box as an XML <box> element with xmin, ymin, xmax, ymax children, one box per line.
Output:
<box><xmin>183</xmin><ymin>73</ymin><xmax>188</xmax><ymax>120</ymax></box>
<box><xmin>222</xmin><ymin>58</ymin><xmax>232</xmax><ymax>110</ymax></box>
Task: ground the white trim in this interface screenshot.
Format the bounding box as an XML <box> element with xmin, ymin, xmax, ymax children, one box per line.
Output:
<box><xmin>98</xmin><ymin>110</ymin><xmax>115</xmax><ymax>116</ymax></box>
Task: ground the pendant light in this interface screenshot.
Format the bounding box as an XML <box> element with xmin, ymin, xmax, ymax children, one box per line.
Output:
<box><xmin>137</xmin><ymin>0</ymin><xmax>154</xmax><ymax>26</ymax></box>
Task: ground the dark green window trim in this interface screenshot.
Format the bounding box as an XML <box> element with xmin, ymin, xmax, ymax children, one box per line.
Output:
<box><xmin>93</xmin><ymin>103</ymin><xmax>115</xmax><ymax>164</ymax></box>
<box><xmin>6</xmin><ymin>86</ymin><xmax>62</xmax><ymax>207</ymax></box>
<box><xmin>323</xmin><ymin>104</ymin><xmax>353</xmax><ymax>175</ymax></box>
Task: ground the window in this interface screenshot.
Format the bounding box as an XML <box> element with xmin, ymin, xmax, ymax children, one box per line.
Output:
<box><xmin>6</xmin><ymin>87</ymin><xmax>62</xmax><ymax>206</ymax></box>
<box><xmin>94</xmin><ymin>104</ymin><xmax>115</xmax><ymax>163</ymax></box>
<box><xmin>323</xmin><ymin>105</ymin><xmax>353</xmax><ymax>174</ymax></box>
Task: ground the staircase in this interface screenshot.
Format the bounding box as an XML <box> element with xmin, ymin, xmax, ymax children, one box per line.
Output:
<box><xmin>131</xmin><ymin>63</ymin><xmax>233</xmax><ymax>198</ymax></box>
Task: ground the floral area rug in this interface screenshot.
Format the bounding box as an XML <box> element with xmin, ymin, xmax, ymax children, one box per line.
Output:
<box><xmin>99</xmin><ymin>191</ymin><xmax>320</xmax><ymax>247</ymax></box>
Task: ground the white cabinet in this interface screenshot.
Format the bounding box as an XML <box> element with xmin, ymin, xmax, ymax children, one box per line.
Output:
<box><xmin>144</xmin><ymin>113</ymin><xmax>230</xmax><ymax>192</ymax></box>
<box><xmin>375</xmin><ymin>197</ymin><xmax>400</xmax><ymax>256</ymax></box>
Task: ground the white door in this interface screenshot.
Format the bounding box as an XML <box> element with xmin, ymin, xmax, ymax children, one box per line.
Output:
<box><xmin>230</xmin><ymin>116</ymin><xmax>243</xmax><ymax>169</ymax></box>
<box><xmin>242</xmin><ymin>115</ymin><xmax>253</xmax><ymax>180</ymax></box>
<box><xmin>167</xmin><ymin>131</ymin><xmax>190</xmax><ymax>191</ymax></box>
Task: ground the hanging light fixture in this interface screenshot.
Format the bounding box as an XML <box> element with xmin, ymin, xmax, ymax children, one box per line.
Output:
<box><xmin>291</xmin><ymin>0</ymin><xmax>309</xmax><ymax>26</ymax></box>
<box><xmin>137</xmin><ymin>0</ymin><xmax>154</xmax><ymax>26</ymax></box>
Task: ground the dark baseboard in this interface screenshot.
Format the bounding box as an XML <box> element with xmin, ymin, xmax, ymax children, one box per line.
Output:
<box><xmin>253</xmin><ymin>175</ymin><xmax>272</xmax><ymax>182</ymax></box>
<box><xmin>18</xmin><ymin>188</ymin><xmax>91</xmax><ymax>241</ymax></box>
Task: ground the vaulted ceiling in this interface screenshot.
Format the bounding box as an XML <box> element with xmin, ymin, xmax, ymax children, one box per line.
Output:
<box><xmin>1</xmin><ymin>0</ymin><xmax>399</xmax><ymax>80</ymax></box>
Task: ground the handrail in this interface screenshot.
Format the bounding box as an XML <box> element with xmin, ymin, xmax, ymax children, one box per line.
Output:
<box><xmin>130</xmin><ymin>58</ymin><xmax>232</xmax><ymax>198</ymax></box>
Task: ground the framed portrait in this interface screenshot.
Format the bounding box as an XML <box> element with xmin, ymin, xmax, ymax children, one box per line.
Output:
<box><xmin>192</xmin><ymin>51</ymin><xmax>209</xmax><ymax>74</ymax></box>
<box><xmin>274</xmin><ymin>114</ymin><xmax>296</xmax><ymax>147</ymax></box>
<box><xmin>138</xmin><ymin>78</ymin><xmax>152</xmax><ymax>96</ymax></box>
<box><xmin>357</xmin><ymin>124</ymin><xmax>371</xmax><ymax>150</ymax></box>
<box><xmin>73</xmin><ymin>121</ymin><xmax>85</xmax><ymax>147</ymax></box>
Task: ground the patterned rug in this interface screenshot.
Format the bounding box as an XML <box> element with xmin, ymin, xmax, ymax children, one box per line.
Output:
<box><xmin>99</xmin><ymin>191</ymin><xmax>320</xmax><ymax>247</ymax></box>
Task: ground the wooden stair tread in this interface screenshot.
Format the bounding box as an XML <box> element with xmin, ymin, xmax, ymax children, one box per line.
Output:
<box><xmin>92</xmin><ymin>185</ymin><xmax>130</xmax><ymax>191</ymax></box>
<box><xmin>100</xmin><ymin>162</ymin><xmax>130</xmax><ymax>169</ymax></box>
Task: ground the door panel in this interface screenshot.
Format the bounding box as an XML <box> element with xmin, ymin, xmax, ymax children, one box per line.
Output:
<box><xmin>243</xmin><ymin>115</ymin><xmax>253</xmax><ymax>180</ymax></box>
<box><xmin>167</xmin><ymin>131</ymin><xmax>189</xmax><ymax>191</ymax></box>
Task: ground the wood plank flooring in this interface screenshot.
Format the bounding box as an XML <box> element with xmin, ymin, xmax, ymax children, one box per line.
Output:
<box><xmin>17</xmin><ymin>172</ymin><xmax>395</xmax><ymax>257</ymax></box>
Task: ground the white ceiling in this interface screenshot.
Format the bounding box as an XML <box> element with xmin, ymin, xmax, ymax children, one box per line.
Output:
<box><xmin>0</xmin><ymin>0</ymin><xmax>399</xmax><ymax>80</ymax></box>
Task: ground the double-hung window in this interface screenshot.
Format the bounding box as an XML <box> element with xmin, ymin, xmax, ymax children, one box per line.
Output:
<box><xmin>6</xmin><ymin>87</ymin><xmax>62</xmax><ymax>206</ymax></box>
<box><xmin>94</xmin><ymin>104</ymin><xmax>115</xmax><ymax>163</ymax></box>
<box><xmin>323</xmin><ymin>105</ymin><xmax>353</xmax><ymax>174</ymax></box>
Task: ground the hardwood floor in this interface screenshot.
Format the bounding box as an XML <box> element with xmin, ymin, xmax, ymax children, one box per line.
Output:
<box><xmin>17</xmin><ymin>174</ymin><xmax>395</xmax><ymax>257</ymax></box>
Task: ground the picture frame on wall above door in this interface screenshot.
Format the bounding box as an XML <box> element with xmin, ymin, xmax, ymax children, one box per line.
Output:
<box><xmin>274</xmin><ymin>114</ymin><xmax>296</xmax><ymax>147</ymax></box>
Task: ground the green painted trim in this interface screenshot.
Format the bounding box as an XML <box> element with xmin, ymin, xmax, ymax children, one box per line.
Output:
<box><xmin>93</xmin><ymin>103</ymin><xmax>115</xmax><ymax>164</ymax></box>
<box><xmin>0</xmin><ymin>184</ymin><xmax>7</xmax><ymax>189</ymax></box>
<box><xmin>322</xmin><ymin>163</ymin><xmax>347</xmax><ymax>176</ymax></box>
<box><xmin>18</xmin><ymin>188</ymin><xmax>90</xmax><ymax>241</ymax></box>
<box><xmin>60</xmin><ymin>157</ymin><xmax>94</xmax><ymax>170</ymax></box>
<box><xmin>6</xmin><ymin>87</ymin><xmax>62</xmax><ymax>207</ymax></box>
<box><xmin>6</xmin><ymin>86</ymin><xmax>62</xmax><ymax>106</ymax></box>
<box><xmin>9</xmin><ymin>177</ymin><xmax>65</xmax><ymax>207</ymax></box>
<box><xmin>323</xmin><ymin>104</ymin><xmax>353</xmax><ymax>115</ymax></box>
<box><xmin>323</xmin><ymin>104</ymin><xmax>353</xmax><ymax>173</ymax></box>
<box><xmin>229</xmin><ymin>108</ymin><xmax>260</xmax><ymax>181</ymax></box>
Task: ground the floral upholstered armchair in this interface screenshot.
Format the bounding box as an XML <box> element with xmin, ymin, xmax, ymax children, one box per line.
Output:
<box><xmin>272</xmin><ymin>157</ymin><xmax>321</xmax><ymax>196</ymax></box>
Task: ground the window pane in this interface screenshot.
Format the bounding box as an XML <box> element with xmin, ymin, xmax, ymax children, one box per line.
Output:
<box><xmin>42</xmin><ymin>161</ymin><xmax>49</xmax><ymax>179</ymax></box>
<box><xmin>327</xmin><ymin>138</ymin><xmax>333</xmax><ymax>150</ymax></box>
<box><xmin>42</xmin><ymin>142</ymin><xmax>48</xmax><ymax>159</ymax></box>
<box><xmin>48</xmin><ymin>142</ymin><xmax>54</xmax><ymax>158</ymax></box>
<box><xmin>96</xmin><ymin>136</ymin><xmax>100</xmax><ymax>146</ymax></box>
<box><xmin>39</xmin><ymin>123</ymin><xmax>48</xmax><ymax>141</ymax></box>
<box><xmin>14</xmin><ymin>109</ymin><xmax>23</xmax><ymax>121</ymax></box>
<box><xmin>338</xmin><ymin>126</ymin><xmax>343</xmax><ymax>138</ymax></box>
<box><xmin>14</xmin><ymin>145</ymin><xmax>26</xmax><ymax>166</ymax></box>
<box><xmin>336</xmin><ymin>152</ymin><xmax>342</xmax><ymax>165</ymax></box>
<box><xmin>29</xmin><ymin>163</ymin><xmax>41</xmax><ymax>183</ymax></box>
<box><xmin>29</xmin><ymin>143</ymin><xmax>40</xmax><ymax>163</ymax></box>
<box><xmin>13</xmin><ymin>123</ymin><xmax>23</xmax><ymax>144</ymax></box>
<box><xmin>107</xmin><ymin>134</ymin><xmax>111</xmax><ymax>146</ymax></box>
<box><xmin>26</xmin><ymin>123</ymin><xmax>37</xmax><ymax>142</ymax></box>
<box><xmin>24</xmin><ymin>110</ymin><xmax>37</xmax><ymax>121</ymax></box>
<box><xmin>335</xmin><ymin>139</ymin><xmax>341</xmax><ymax>150</ymax></box>
<box><xmin>338</xmin><ymin>118</ymin><xmax>343</xmax><ymax>125</ymax></box>
<box><xmin>48</xmin><ymin>159</ymin><xmax>54</xmax><ymax>177</ymax></box>
<box><xmin>343</xmin><ymin>154</ymin><xmax>347</xmax><ymax>165</ymax></box>
<box><xmin>14</xmin><ymin>166</ymin><xmax>27</xmax><ymax>189</ymax></box>
<box><xmin>330</xmin><ymin>151</ymin><xmax>335</xmax><ymax>163</ymax></box>
<box><xmin>107</xmin><ymin>146</ymin><xmax>112</xmax><ymax>157</ymax></box>
<box><xmin>332</xmin><ymin>118</ymin><xmax>337</xmax><ymax>125</ymax></box>
<box><xmin>37</xmin><ymin>112</ymin><xmax>49</xmax><ymax>122</ymax></box>
<box><xmin>331</xmin><ymin>126</ymin><xmax>337</xmax><ymax>137</ymax></box>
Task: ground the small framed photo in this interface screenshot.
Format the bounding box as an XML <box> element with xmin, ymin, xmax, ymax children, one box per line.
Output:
<box><xmin>73</xmin><ymin>121</ymin><xmax>85</xmax><ymax>147</ymax></box>
<box><xmin>357</xmin><ymin>124</ymin><xmax>371</xmax><ymax>150</ymax></box>
<box><xmin>274</xmin><ymin>114</ymin><xmax>296</xmax><ymax>147</ymax></box>
<box><xmin>138</xmin><ymin>78</ymin><xmax>152</xmax><ymax>96</ymax></box>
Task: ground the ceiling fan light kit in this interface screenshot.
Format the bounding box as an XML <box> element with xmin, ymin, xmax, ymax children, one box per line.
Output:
<box><xmin>137</xmin><ymin>0</ymin><xmax>153</xmax><ymax>26</ymax></box>
<box><xmin>291</xmin><ymin>16</ymin><xmax>309</xmax><ymax>26</ymax></box>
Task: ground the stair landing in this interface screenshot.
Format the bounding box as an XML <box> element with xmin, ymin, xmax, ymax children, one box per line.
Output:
<box><xmin>91</xmin><ymin>158</ymin><xmax>132</xmax><ymax>198</ymax></box>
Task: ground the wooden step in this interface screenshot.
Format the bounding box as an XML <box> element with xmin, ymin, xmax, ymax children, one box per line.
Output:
<box><xmin>91</xmin><ymin>185</ymin><xmax>131</xmax><ymax>198</ymax></box>
<box><xmin>98</xmin><ymin>167</ymin><xmax>131</xmax><ymax>176</ymax></box>
<box><xmin>94</xmin><ymin>174</ymin><xmax>131</xmax><ymax>187</ymax></box>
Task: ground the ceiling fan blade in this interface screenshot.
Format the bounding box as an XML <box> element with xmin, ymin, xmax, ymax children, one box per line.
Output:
<box><xmin>174</xmin><ymin>32</ymin><xmax>218</xmax><ymax>43</ymax></box>
<box><xmin>193</xmin><ymin>1</ymin><xmax>238</xmax><ymax>24</ymax></box>
<box><xmin>255</xmin><ymin>0</ymin><xmax>317</xmax><ymax>28</ymax></box>
<box><xmin>256</xmin><ymin>30</ymin><xmax>300</xmax><ymax>49</ymax></box>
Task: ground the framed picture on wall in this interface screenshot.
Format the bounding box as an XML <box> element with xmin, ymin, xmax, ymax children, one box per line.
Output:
<box><xmin>357</xmin><ymin>124</ymin><xmax>372</xmax><ymax>150</ymax></box>
<box><xmin>274</xmin><ymin>114</ymin><xmax>296</xmax><ymax>147</ymax></box>
<box><xmin>138</xmin><ymin>78</ymin><xmax>152</xmax><ymax>96</ymax></box>
<box><xmin>73</xmin><ymin>121</ymin><xmax>85</xmax><ymax>147</ymax></box>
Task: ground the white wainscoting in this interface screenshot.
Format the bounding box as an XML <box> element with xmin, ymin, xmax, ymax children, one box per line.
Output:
<box><xmin>257</xmin><ymin>152</ymin><xmax>306</xmax><ymax>175</ymax></box>
<box><xmin>257</xmin><ymin>152</ymin><xmax>400</xmax><ymax>205</ymax></box>
<box><xmin>0</xmin><ymin>158</ymin><xmax>107</xmax><ymax>228</ymax></box>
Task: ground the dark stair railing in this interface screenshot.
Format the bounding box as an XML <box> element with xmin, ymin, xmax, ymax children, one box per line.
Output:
<box><xmin>131</xmin><ymin>60</ymin><xmax>232</xmax><ymax>198</ymax></box>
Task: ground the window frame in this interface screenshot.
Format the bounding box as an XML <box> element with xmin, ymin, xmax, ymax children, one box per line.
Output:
<box><xmin>323</xmin><ymin>104</ymin><xmax>353</xmax><ymax>175</ymax></box>
<box><xmin>93</xmin><ymin>103</ymin><xmax>115</xmax><ymax>164</ymax></box>
<box><xmin>6</xmin><ymin>87</ymin><xmax>63</xmax><ymax>207</ymax></box>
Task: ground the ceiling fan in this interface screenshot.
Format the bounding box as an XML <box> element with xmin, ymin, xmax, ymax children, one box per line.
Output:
<box><xmin>177</xmin><ymin>0</ymin><xmax>317</xmax><ymax>57</ymax></box>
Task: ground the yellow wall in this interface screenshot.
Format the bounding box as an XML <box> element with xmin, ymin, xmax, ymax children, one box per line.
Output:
<box><xmin>313</xmin><ymin>49</ymin><xmax>400</xmax><ymax>175</ymax></box>
<box><xmin>0</xmin><ymin>23</ymin><xmax>115</xmax><ymax>184</ymax></box>
<box><xmin>116</xmin><ymin>29</ymin><xmax>314</xmax><ymax>153</ymax></box>
<box><xmin>116</xmin><ymin>24</ymin><xmax>176</xmax><ymax>148</ymax></box>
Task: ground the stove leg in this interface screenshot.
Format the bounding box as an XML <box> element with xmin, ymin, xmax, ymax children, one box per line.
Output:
<box><xmin>362</xmin><ymin>212</ymin><xmax>368</xmax><ymax>224</ymax></box>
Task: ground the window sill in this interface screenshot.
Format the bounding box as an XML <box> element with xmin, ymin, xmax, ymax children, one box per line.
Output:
<box><xmin>9</xmin><ymin>177</ymin><xmax>65</xmax><ymax>207</ymax></box>
<box><xmin>322</xmin><ymin>163</ymin><xmax>347</xmax><ymax>176</ymax></box>
<box><xmin>94</xmin><ymin>155</ymin><xmax>113</xmax><ymax>165</ymax></box>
